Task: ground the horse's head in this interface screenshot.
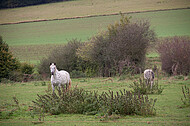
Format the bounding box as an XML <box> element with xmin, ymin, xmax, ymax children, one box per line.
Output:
<box><xmin>50</xmin><ymin>63</ymin><xmax>56</xmax><ymax>75</ymax></box>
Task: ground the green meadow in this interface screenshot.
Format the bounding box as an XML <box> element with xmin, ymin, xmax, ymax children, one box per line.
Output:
<box><xmin>1</xmin><ymin>9</ymin><xmax>190</xmax><ymax>46</ymax></box>
<box><xmin>1</xmin><ymin>1</ymin><xmax>190</xmax><ymax>125</ymax></box>
<box><xmin>1</xmin><ymin>9</ymin><xmax>190</xmax><ymax>63</ymax></box>
<box><xmin>0</xmin><ymin>77</ymin><xmax>190</xmax><ymax>126</ymax></box>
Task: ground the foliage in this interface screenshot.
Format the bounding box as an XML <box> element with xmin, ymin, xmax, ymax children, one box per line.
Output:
<box><xmin>31</xmin><ymin>73</ymin><xmax>43</xmax><ymax>81</ymax></box>
<box><xmin>8</xmin><ymin>71</ymin><xmax>23</xmax><ymax>82</ymax></box>
<box><xmin>0</xmin><ymin>36</ymin><xmax>35</xmax><ymax>82</ymax></box>
<box><xmin>157</xmin><ymin>36</ymin><xmax>190</xmax><ymax>75</ymax></box>
<box><xmin>77</xmin><ymin>14</ymin><xmax>156</xmax><ymax>77</ymax></box>
<box><xmin>130</xmin><ymin>78</ymin><xmax>163</xmax><ymax>95</ymax></box>
<box><xmin>0</xmin><ymin>97</ymin><xmax>20</xmax><ymax>119</ymax></box>
<box><xmin>70</xmin><ymin>70</ymin><xmax>86</xmax><ymax>78</ymax></box>
<box><xmin>0</xmin><ymin>0</ymin><xmax>72</xmax><ymax>9</ymax></box>
<box><xmin>20</xmin><ymin>63</ymin><xmax>34</xmax><ymax>75</ymax></box>
<box><xmin>38</xmin><ymin>39</ymin><xmax>85</xmax><ymax>77</ymax></box>
<box><xmin>181</xmin><ymin>85</ymin><xmax>190</xmax><ymax>108</ymax></box>
<box><xmin>39</xmin><ymin>14</ymin><xmax>156</xmax><ymax>78</ymax></box>
<box><xmin>32</xmin><ymin>87</ymin><xmax>157</xmax><ymax>116</ymax></box>
<box><xmin>8</xmin><ymin>63</ymin><xmax>35</xmax><ymax>82</ymax></box>
<box><xmin>99</xmin><ymin>89</ymin><xmax>157</xmax><ymax>116</ymax></box>
<box><xmin>32</xmin><ymin>87</ymin><xmax>99</xmax><ymax>115</ymax></box>
<box><xmin>38</xmin><ymin>39</ymin><xmax>98</xmax><ymax>78</ymax></box>
<box><xmin>0</xmin><ymin>36</ymin><xmax>20</xmax><ymax>82</ymax></box>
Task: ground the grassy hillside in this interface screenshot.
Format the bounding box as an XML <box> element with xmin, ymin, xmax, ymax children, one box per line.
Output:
<box><xmin>0</xmin><ymin>0</ymin><xmax>190</xmax><ymax>63</ymax></box>
<box><xmin>0</xmin><ymin>0</ymin><xmax>189</xmax><ymax>24</ymax></box>
<box><xmin>1</xmin><ymin>9</ymin><xmax>190</xmax><ymax>46</ymax></box>
<box><xmin>1</xmin><ymin>9</ymin><xmax>189</xmax><ymax>63</ymax></box>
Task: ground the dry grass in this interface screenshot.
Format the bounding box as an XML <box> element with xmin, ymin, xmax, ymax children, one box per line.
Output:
<box><xmin>0</xmin><ymin>0</ymin><xmax>190</xmax><ymax>24</ymax></box>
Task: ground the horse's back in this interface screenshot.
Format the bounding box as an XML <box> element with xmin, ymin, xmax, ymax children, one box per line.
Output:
<box><xmin>144</xmin><ymin>69</ymin><xmax>154</xmax><ymax>79</ymax></box>
<box><xmin>59</xmin><ymin>70</ymin><xmax>70</xmax><ymax>82</ymax></box>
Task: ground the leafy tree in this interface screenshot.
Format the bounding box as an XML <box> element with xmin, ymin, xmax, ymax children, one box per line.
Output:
<box><xmin>0</xmin><ymin>36</ymin><xmax>20</xmax><ymax>81</ymax></box>
<box><xmin>77</xmin><ymin>14</ymin><xmax>156</xmax><ymax>77</ymax></box>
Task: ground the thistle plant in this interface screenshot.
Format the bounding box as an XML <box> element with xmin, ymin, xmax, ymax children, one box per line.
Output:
<box><xmin>130</xmin><ymin>78</ymin><xmax>163</xmax><ymax>95</ymax></box>
<box><xmin>99</xmin><ymin>89</ymin><xmax>157</xmax><ymax>116</ymax></box>
<box><xmin>181</xmin><ymin>85</ymin><xmax>190</xmax><ymax>107</ymax></box>
<box><xmin>32</xmin><ymin>87</ymin><xmax>157</xmax><ymax>116</ymax></box>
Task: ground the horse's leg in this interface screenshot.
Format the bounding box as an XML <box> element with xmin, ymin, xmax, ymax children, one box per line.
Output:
<box><xmin>52</xmin><ymin>84</ymin><xmax>55</xmax><ymax>94</ymax></box>
<box><xmin>60</xmin><ymin>84</ymin><xmax>65</xmax><ymax>93</ymax></box>
<box><xmin>150</xmin><ymin>79</ymin><xmax>153</xmax><ymax>89</ymax></box>
<box><xmin>69</xmin><ymin>79</ymin><xmax>71</xmax><ymax>90</ymax></box>
<box><xmin>146</xmin><ymin>79</ymin><xmax>149</xmax><ymax>87</ymax></box>
<box><xmin>58</xmin><ymin>84</ymin><xmax>61</xmax><ymax>91</ymax></box>
<box><xmin>65</xmin><ymin>83</ymin><xmax>68</xmax><ymax>92</ymax></box>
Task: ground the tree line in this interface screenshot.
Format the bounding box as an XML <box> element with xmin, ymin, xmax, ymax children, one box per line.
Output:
<box><xmin>0</xmin><ymin>0</ymin><xmax>72</xmax><ymax>9</ymax></box>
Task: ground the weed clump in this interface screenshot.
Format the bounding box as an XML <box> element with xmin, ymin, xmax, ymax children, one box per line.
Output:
<box><xmin>130</xmin><ymin>78</ymin><xmax>163</xmax><ymax>95</ymax></box>
<box><xmin>99</xmin><ymin>90</ymin><xmax>157</xmax><ymax>116</ymax></box>
<box><xmin>181</xmin><ymin>85</ymin><xmax>190</xmax><ymax>108</ymax></box>
<box><xmin>33</xmin><ymin>87</ymin><xmax>99</xmax><ymax>115</ymax></box>
<box><xmin>32</xmin><ymin>87</ymin><xmax>157</xmax><ymax>116</ymax></box>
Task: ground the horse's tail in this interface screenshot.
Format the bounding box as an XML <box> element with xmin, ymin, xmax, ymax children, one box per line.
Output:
<box><xmin>68</xmin><ymin>79</ymin><xmax>72</xmax><ymax>90</ymax></box>
<box><xmin>151</xmin><ymin>71</ymin><xmax>155</xmax><ymax>79</ymax></box>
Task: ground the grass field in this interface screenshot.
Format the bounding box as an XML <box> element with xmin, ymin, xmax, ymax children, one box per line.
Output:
<box><xmin>1</xmin><ymin>9</ymin><xmax>190</xmax><ymax>46</ymax></box>
<box><xmin>0</xmin><ymin>76</ymin><xmax>190</xmax><ymax>126</ymax></box>
<box><xmin>0</xmin><ymin>0</ymin><xmax>189</xmax><ymax>24</ymax></box>
<box><xmin>1</xmin><ymin>9</ymin><xmax>190</xmax><ymax>63</ymax></box>
<box><xmin>1</xmin><ymin>0</ymin><xmax>190</xmax><ymax>125</ymax></box>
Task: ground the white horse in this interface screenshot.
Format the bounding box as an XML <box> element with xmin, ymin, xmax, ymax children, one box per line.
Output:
<box><xmin>50</xmin><ymin>63</ymin><xmax>71</xmax><ymax>93</ymax></box>
<box><xmin>144</xmin><ymin>69</ymin><xmax>154</xmax><ymax>89</ymax></box>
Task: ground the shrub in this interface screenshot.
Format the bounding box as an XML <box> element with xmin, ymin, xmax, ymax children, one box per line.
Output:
<box><xmin>70</xmin><ymin>70</ymin><xmax>86</xmax><ymax>78</ymax></box>
<box><xmin>99</xmin><ymin>90</ymin><xmax>157</xmax><ymax>116</ymax></box>
<box><xmin>8</xmin><ymin>71</ymin><xmax>23</xmax><ymax>82</ymax></box>
<box><xmin>31</xmin><ymin>73</ymin><xmax>43</xmax><ymax>81</ymax></box>
<box><xmin>0</xmin><ymin>36</ymin><xmax>20</xmax><ymax>82</ymax></box>
<box><xmin>32</xmin><ymin>87</ymin><xmax>99</xmax><ymax>115</ymax></box>
<box><xmin>38</xmin><ymin>39</ymin><xmax>86</xmax><ymax>78</ymax></box>
<box><xmin>77</xmin><ymin>14</ymin><xmax>156</xmax><ymax>77</ymax></box>
<box><xmin>157</xmin><ymin>36</ymin><xmax>190</xmax><ymax>75</ymax></box>
<box><xmin>20</xmin><ymin>63</ymin><xmax>34</xmax><ymax>75</ymax></box>
<box><xmin>32</xmin><ymin>87</ymin><xmax>157</xmax><ymax>116</ymax></box>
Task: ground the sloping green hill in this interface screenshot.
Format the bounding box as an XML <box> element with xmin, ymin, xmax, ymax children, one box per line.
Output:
<box><xmin>0</xmin><ymin>0</ymin><xmax>190</xmax><ymax>63</ymax></box>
